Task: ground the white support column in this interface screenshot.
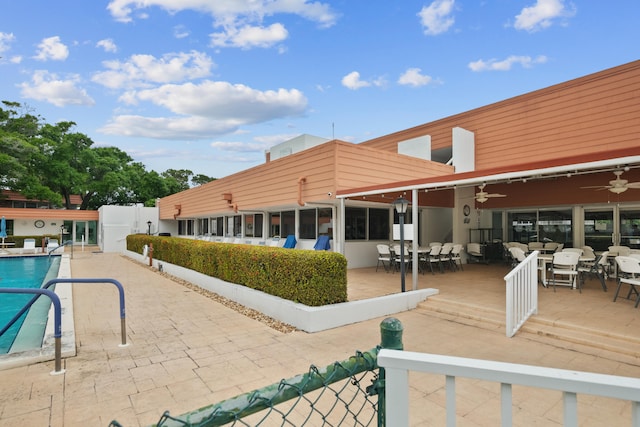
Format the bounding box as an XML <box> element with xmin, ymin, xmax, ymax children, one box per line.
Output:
<box><xmin>412</xmin><ymin>188</ymin><xmax>419</xmax><ymax>290</ymax></box>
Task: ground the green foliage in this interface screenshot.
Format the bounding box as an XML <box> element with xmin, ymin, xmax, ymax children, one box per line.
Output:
<box><xmin>128</xmin><ymin>235</ymin><xmax>348</xmax><ymax>306</ymax></box>
<box><xmin>0</xmin><ymin>101</ymin><xmax>218</xmax><ymax>208</ymax></box>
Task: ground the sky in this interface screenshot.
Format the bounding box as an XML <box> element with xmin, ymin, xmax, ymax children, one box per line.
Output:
<box><xmin>1</xmin><ymin>1</ymin><xmax>639</xmax><ymax>180</ymax></box>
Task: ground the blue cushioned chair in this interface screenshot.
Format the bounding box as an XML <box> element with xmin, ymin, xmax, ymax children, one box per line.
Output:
<box><xmin>282</xmin><ymin>234</ymin><xmax>297</xmax><ymax>249</ymax></box>
<box><xmin>314</xmin><ymin>235</ymin><xmax>331</xmax><ymax>251</ymax></box>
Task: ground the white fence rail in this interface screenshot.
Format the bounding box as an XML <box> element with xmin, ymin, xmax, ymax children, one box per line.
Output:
<box><xmin>378</xmin><ymin>349</ymin><xmax>640</xmax><ymax>427</ymax></box>
<box><xmin>504</xmin><ymin>250</ymin><xmax>538</xmax><ymax>337</ymax></box>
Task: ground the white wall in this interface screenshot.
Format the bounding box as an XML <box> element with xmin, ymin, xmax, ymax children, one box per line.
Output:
<box><xmin>98</xmin><ymin>205</ymin><xmax>159</xmax><ymax>252</ymax></box>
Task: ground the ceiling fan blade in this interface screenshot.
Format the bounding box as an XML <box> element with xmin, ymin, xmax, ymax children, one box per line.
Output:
<box><xmin>626</xmin><ymin>182</ymin><xmax>640</xmax><ymax>189</ymax></box>
<box><xmin>486</xmin><ymin>193</ymin><xmax>506</xmax><ymax>198</ymax></box>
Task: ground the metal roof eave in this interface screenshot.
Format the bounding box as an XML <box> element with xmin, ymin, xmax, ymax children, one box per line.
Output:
<box><xmin>337</xmin><ymin>154</ymin><xmax>640</xmax><ymax>199</ymax></box>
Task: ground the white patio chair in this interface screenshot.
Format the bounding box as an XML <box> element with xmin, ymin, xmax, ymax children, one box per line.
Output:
<box><xmin>426</xmin><ymin>245</ymin><xmax>443</xmax><ymax>274</ymax></box>
<box><xmin>450</xmin><ymin>244</ymin><xmax>464</xmax><ymax>271</ymax></box>
<box><xmin>509</xmin><ymin>247</ymin><xmax>526</xmax><ymax>268</ymax></box>
<box><xmin>614</xmin><ymin>256</ymin><xmax>640</xmax><ymax>307</ymax></box>
<box><xmin>550</xmin><ymin>251</ymin><xmax>581</xmax><ymax>292</ymax></box>
<box><xmin>376</xmin><ymin>244</ymin><xmax>392</xmax><ymax>272</ymax></box>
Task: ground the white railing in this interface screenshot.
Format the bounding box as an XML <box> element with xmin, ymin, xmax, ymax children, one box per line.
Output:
<box><xmin>378</xmin><ymin>349</ymin><xmax>640</xmax><ymax>427</ymax></box>
<box><xmin>504</xmin><ymin>250</ymin><xmax>538</xmax><ymax>337</ymax></box>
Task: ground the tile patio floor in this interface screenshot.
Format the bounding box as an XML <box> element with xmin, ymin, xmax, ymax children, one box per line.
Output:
<box><xmin>1</xmin><ymin>250</ymin><xmax>639</xmax><ymax>426</ymax></box>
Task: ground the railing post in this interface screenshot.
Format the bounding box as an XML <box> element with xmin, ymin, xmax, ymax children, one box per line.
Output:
<box><xmin>378</xmin><ymin>317</ymin><xmax>404</xmax><ymax>427</ymax></box>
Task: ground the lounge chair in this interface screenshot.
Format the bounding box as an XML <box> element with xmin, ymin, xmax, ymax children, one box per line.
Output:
<box><xmin>47</xmin><ymin>239</ymin><xmax>61</xmax><ymax>253</ymax></box>
<box><xmin>282</xmin><ymin>235</ymin><xmax>297</xmax><ymax>249</ymax></box>
<box><xmin>21</xmin><ymin>238</ymin><xmax>37</xmax><ymax>254</ymax></box>
<box><xmin>313</xmin><ymin>235</ymin><xmax>331</xmax><ymax>251</ymax></box>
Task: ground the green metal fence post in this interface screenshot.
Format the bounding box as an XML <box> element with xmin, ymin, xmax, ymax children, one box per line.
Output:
<box><xmin>378</xmin><ymin>317</ymin><xmax>404</xmax><ymax>427</ymax></box>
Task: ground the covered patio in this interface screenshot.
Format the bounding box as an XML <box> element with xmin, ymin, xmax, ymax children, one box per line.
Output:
<box><xmin>348</xmin><ymin>261</ymin><xmax>640</xmax><ymax>358</ymax></box>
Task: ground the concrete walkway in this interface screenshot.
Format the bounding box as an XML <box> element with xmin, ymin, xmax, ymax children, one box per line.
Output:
<box><xmin>1</xmin><ymin>251</ymin><xmax>639</xmax><ymax>426</ymax></box>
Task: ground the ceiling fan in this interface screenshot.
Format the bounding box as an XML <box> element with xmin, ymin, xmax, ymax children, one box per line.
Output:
<box><xmin>475</xmin><ymin>183</ymin><xmax>506</xmax><ymax>203</ymax></box>
<box><xmin>581</xmin><ymin>170</ymin><xmax>640</xmax><ymax>194</ymax></box>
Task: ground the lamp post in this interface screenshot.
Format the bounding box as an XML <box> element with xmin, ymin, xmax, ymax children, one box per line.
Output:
<box><xmin>147</xmin><ymin>221</ymin><xmax>152</xmax><ymax>235</ymax></box>
<box><xmin>393</xmin><ymin>196</ymin><xmax>410</xmax><ymax>293</ymax></box>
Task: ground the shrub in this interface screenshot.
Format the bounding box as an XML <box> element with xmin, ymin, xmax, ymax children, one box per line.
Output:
<box><xmin>128</xmin><ymin>235</ymin><xmax>348</xmax><ymax>306</ymax></box>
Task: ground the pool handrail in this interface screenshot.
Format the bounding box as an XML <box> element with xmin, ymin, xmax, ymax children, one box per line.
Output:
<box><xmin>43</xmin><ymin>278</ymin><xmax>128</xmax><ymax>348</ymax></box>
<box><xmin>0</xmin><ymin>287</ymin><xmax>63</xmax><ymax>374</ymax></box>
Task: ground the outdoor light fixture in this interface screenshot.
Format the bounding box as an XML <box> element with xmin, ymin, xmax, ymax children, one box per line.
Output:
<box><xmin>147</xmin><ymin>220</ymin><xmax>152</xmax><ymax>235</ymax></box>
<box><xmin>393</xmin><ymin>196</ymin><xmax>410</xmax><ymax>293</ymax></box>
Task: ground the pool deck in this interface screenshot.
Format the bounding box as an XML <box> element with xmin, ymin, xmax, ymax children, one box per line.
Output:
<box><xmin>1</xmin><ymin>249</ymin><xmax>640</xmax><ymax>426</ymax></box>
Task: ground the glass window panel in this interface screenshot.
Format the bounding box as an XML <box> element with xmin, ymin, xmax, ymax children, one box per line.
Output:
<box><xmin>584</xmin><ymin>210</ymin><xmax>613</xmax><ymax>251</ymax></box>
<box><xmin>254</xmin><ymin>214</ymin><xmax>263</xmax><ymax>238</ymax></box>
<box><xmin>621</xmin><ymin>209</ymin><xmax>640</xmax><ymax>249</ymax></box>
<box><xmin>300</xmin><ymin>209</ymin><xmax>316</xmax><ymax>239</ymax></box>
<box><xmin>538</xmin><ymin>209</ymin><xmax>572</xmax><ymax>247</ymax></box>
<box><xmin>508</xmin><ymin>212</ymin><xmax>537</xmax><ymax>243</ymax></box>
<box><xmin>269</xmin><ymin>213</ymin><xmax>281</xmax><ymax>237</ymax></box>
<box><xmin>244</xmin><ymin>214</ymin><xmax>254</xmax><ymax>237</ymax></box>
<box><xmin>317</xmin><ymin>208</ymin><xmax>332</xmax><ymax>237</ymax></box>
<box><xmin>281</xmin><ymin>211</ymin><xmax>295</xmax><ymax>237</ymax></box>
<box><xmin>369</xmin><ymin>208</ymin><xmax>390</xmax><ymax>240</ymax></box>
<box><xmin>345</xmin><ymin>207</ymin><xmax>366</xmax><ymax>240</ymax></box>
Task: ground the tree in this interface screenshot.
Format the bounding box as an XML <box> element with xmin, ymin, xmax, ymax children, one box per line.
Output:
<box><xmin>192</xmin><ymin>174</ymin><xmax>217</xmax><ymax>186</ymax></box>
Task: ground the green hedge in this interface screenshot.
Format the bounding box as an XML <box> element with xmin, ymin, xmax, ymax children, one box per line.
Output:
<box><xmin>127</xmin><ymin>235</ymin><xmax>348</xmax><ymax>306</ymax></box>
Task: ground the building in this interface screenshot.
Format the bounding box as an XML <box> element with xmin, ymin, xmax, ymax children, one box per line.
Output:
<box><xmin>157</xmin><ymin>60</ymin><xmax>640</xmax><ymax>270</ymax></box>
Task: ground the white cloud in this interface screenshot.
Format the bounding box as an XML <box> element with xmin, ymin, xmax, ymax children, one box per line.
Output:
<box><xmin>341</xmin><ymin>71</ymin><xmax>370</xmax><ymax>90</ymax></box>
<box><xmin>99</xmin><ymin>115</ymin><xmax>239</xmax><ymax>140</ymax></box>
<box><xmin>173</xmin><ymin>25</ymin><xmax>190</xmax><ymax>39</ymax></box>
<box><xmin>107</xmin><ymin>0</ymin><xmax>337</xmax><ymax>50</ymax></box>
<box><xmin>96</xmin><ymin>38</ymin><xmax>118</xmax><ymax>53</ymax></box>
<box><xmin>0</xmin><ymin>32</ymin><xmax>16</xmax><ymax>53</ymax></box>
<box><xmin>19</xmin><ymin>70</ymin><xmax>95</xmax><ymax>107</ymax></box>
<box><xmin>514</xmin><ymin>0</ymin><xmax>576</xmax><ymax>32</ymax></box>
<box><xmin>211</xmin><ymin>23</ymin><xmax>288</xmax><ymax>49</ymax></box>
<box><xmin>33</xmin><ymin>36</ymin><xmax>69</xmax><ymax>61</ymax></box>
<box><xmin>92</xmin><ymin>50</ymin><xmax>214</xmax><ymax>89</ymax></box>
<box><xmin>210</xmin><ymin>140</ymin><xmax>273</xmax><ymax>152</ymax></box>
<box><xmin>468</xmin><ymin>55</ymin><xmax>548</xmax><ymax>72</ymax></box>
<box><xmin>398</xmin><ymin>68</ymin><xmax>434</xmax><ymax>87</ymax></box>
<box><xmin>418</xmin><ymin>0</ymin><xmax>455</xmax><ymax>36</ymax></box>
<box><xmin>100</xmin><ymin>81</ymin><xmax>307</xmax><ymax>140</ymax></box>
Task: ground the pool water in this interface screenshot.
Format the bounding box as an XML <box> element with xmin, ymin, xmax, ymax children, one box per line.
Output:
<box><xmin>0</xmin><ymin>256</ymin><xmax>61</xmax><ymax>354</ymax></box>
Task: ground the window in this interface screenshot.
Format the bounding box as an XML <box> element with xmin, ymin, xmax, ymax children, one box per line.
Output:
<box><xmin>345</xmin><ymin>207</ymin><xmax>366</xmax><ymax>240</ymax></box>
<box><xmin>198</xmin><ymin>218</ymin><xmax>208</xmax><ymax>235</ymax></box>
<box><xmin>300</xmin><ymin>209</ymin><xmax>316</xmax><ymax>239</ymax></box>
<box><xmin>178</xmin><ymin>219</ymin><xmax>194</xmax><ymax>236</ymax></box>
<box><xmin>269</xmin><ymin>213</ymin><xmax>280</xmax><ymax>237</ymax></box>
<box><xmin>211</xmin><ymin>217</ymin><xmax>224</xmax><ymax>236</ymax></box>
<box><xmin>345</xmin><ymin>207</ymin><xmax>390</xmax><ymax>241</ymax></box>
<box><xmin>281</xmin><ymin>211</ymin><xmax>295</xmax><ymax>237</ymax></box>
<box><xmin>243</xmin><ymin>213</ymin><xmax>263</xmax><ymax>237</ymax></box>
<box><xmin>369</xmin><ymin>208</ymin><xmax>390</xmax><ymax>240</ymax></box>
<box><xmin>538</xmin><ymin>209</ymin><xmax>572</xmax><ymax>246</ymax></box>
<box><xmin>317</xmin><ymin>208</ymin><xmax>332</xmax><ymax>236</ymax></box>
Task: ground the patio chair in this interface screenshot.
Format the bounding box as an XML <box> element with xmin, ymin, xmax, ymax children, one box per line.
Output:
<box><xmin>528</xmin><ymin>242</ymin><xmax>544</xmax><ymax>252</ymax></box>
<box><xmin>426</xmin><ymin>245</ymin><xmax>443</xmax><ymax>274</ymax></box>
<box><xmin>450</xmin><ymin>244</ymin><xmax>464</xmax><ymax>271</ymax></box>
<box><xmin>549</xmin><ymin>251</ymin><xmax>581</xmax><ymax>292</ymax></box>
<box><xmin>21</xmin><ymin>238</ymin><xmax>37</xmax><ymax>254</ymax></box>
<box><xmin>268</xmin><ymin>237</ymin><xmax>280</xmax><ymax>247</ymax></box>
<box><xmin>313</xmin><ymin>235</ymin><xmax>331</xmax><ymax>251</ymax></box>
<box><xmin>466</xmin><ymin>243</ymin><xmax>485</xmax><ymax>264</ymax></box>
<box><xmin>577</xmin><ymin>252</ymin><xmax>608</xmax><ymax>292</ymax></box>
<box><xmin>439</xmin><ymin>243</ymin><xmax>454</xmax><ymax>271</ymax></box>
<box><xmin>543</xmin><ymin>242</ymin><xmax>559</xmax><ymax>253</ymax></box>
<box><xmin>282</xmin><ymin>234</ymin><xmax>297</xmax><ymax>249</ymax></box>
<box><xmin>392</xmin><ymin>244</ymin><xmax>411</xmax><ymax>274</ymax></box>
<box><xmin>376</xmin><ymin>244</ymin><xmax>392</xmax><ymax>272</ymax></box>
<box><xmin>613</xmin><ymin>256</ymin><xmax>640</xmax><ymax>307</ymax></box>
<box><xmin>47</xmin><ymin>238</ymin><xmax>60</xmax><ymax>253</ymax></box>
<box><xmin>609</xmin><ymin>245</ymin><xmax>631</xmax><ymax>257</ymax></box>
<box><xmin>509</xmin><ymin>247</ymin><xmax>526</xmax><ymax>268</ymax></box>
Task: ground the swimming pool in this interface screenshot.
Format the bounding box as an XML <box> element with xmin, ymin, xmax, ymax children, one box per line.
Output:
<box><xmin>0</xmin><ymin>256</ymin><xmax>61</xmax><ymax>354</ymax></box>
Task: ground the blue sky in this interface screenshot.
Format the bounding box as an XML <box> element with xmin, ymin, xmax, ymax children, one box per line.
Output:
<box><xmin>1</xmin><ymin>1</ymin><xmax>638</xmax><ymax>179</ymax></box>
